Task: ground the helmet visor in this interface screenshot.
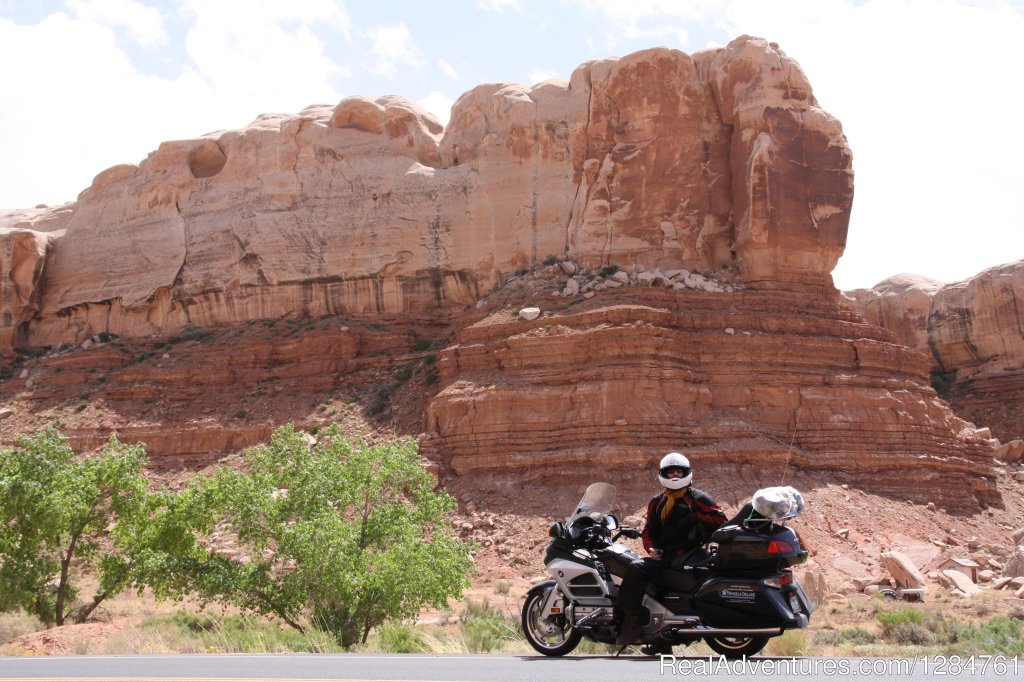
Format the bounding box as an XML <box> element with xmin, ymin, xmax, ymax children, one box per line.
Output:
<box><xmin>659</xmin><ymin>465</ymin><xmax>691</xmax><ymax>478</ymax></box>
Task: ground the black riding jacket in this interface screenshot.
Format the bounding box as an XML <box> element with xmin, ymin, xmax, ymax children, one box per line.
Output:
<box><xmin>641</xmin><ymin>488</ymin><xmax>728</xmax><ymax>558</ymax></box>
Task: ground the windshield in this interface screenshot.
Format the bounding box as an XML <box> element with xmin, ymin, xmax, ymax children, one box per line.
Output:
<box><xmin>566</xmin><ymin>482</ymin><xmax>616</xmax><ymax>524</ymax></box>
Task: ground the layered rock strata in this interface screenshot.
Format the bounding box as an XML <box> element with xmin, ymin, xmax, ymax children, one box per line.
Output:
<box><xmin>0</xmin><ymin>36</ymin><xmax>851</xmax><ymax>351</ymax></box>
<box><xmin>420</xmin><ymin>289</ymin><xmax>999</xmax><ymax>513</ymax></box>
<box><xmin>0</xmin><ymin>37</ymin><xmax>1001</xmax><ymax>515</ymax></box>
<box><xmin>844</xmin><ymin>261</ymin><xmax>1024</xmax><ymax>442</ymax></box>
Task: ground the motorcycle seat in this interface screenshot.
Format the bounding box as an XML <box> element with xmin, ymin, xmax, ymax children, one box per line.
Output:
<box><xmin>653</xmin><ymin>567</ymin><xmax>700</xmax><ymax>593</ymax></box>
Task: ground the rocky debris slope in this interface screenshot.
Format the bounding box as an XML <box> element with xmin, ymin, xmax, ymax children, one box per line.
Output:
<box><xmin>844</xmin><ymin>260</ymin><xmax>1024</xmax><ymax>444</ymax></box>
<box><xmin>0</xmin><ymin>317</ymin><xmax>442</xmax><ymax>467</ymax></box>
<box><xmin>0</xmin><ymin>36</ymin><xmax>850</xmax><ymax>351</ymax></box>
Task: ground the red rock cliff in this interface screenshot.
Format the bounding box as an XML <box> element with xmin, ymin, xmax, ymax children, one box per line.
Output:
<box><xmin>0</xmin><ymin>37</ymin><xmax>851</xmax><ymax>349</ymax></box>
<box><xmin>845</xmin><ymin>261</ymin><xmax>1024</xmax><ymax>444</ymax></box>
<box><xmin>0</xmin><ymin>37</ymin><xmax>1001</xmax><ymax>513</ymax></box>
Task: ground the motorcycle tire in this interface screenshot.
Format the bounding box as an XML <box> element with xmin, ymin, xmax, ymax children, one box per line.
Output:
<box><xmin>521</xmin><ymin>590</ymin><xmax>582</xmax><ymax>656</ymax></box>
<box><xmin>704</xmin><ymin>635</ymin><xmax>768</xmax><ymax>659</ymax></box>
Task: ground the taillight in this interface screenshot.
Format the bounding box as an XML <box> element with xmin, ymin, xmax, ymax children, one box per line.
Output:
<box><xmin>767</xmin><ymin>539</ymin><xmax>794</xmax><ymax>555</ymax></box>
<box><xmin>764</xmin><ymin>573</ymin><xmax>793</xmax><ymax>589</ymax></box>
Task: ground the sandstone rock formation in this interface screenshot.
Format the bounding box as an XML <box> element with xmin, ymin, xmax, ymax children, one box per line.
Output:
<box><xmin>0</xmin><ymin>37</ymin><xmax>851</xmax><ymax>351</ymax></box>
<box><xmin>0</xmin><ymin>37</ymin><xmax>1002</xmax><ymax>514</ymax></box>
<box><xmin>420</xmin><ymin>288</ymin><xmax>999</xmax><ymax>512</ymax></box>
<box><xmin>844</xmin><ymin>260</ymin><xmax>1024</xmax><ymax>442</ymax></box>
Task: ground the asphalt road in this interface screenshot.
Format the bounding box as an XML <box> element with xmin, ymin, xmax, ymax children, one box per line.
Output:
<box><xmin>0</xmin><ymin>653</ymin><xmax>1021</xmax><ymax>682</ymax></box>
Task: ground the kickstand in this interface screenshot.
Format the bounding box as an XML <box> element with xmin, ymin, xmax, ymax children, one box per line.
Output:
<box><xmin>614</xmin><ymin>644</ymin><xmax>631</xmax><ymax>657</ymax></box>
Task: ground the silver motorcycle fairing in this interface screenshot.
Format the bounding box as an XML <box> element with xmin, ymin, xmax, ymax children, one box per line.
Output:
<box><xmin>547</xmin><ymin>557</ymin><xmax>615</xmax><ymax>601</ymax></box>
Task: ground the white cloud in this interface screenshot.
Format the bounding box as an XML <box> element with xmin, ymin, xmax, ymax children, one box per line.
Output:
<box><xmin>365</xmin><ymin>23</ymin><xmax>423</xmax><ymax>78</ymax></box>
<box><xmin>418</xmin><ymin>91</ymin><xmax>454</xmax><ymax>126</ymax></box>
<box><xmin>179</xmin><ymin>0</ymin><xmax>349</xmax><ymax>117</ymax></box>
<box><xmin>437</xmin><ymin>58</ymin><xmax>459</xmax><ymax>81</ymax></box>
<box><xmin>528</xmin><ymin>68</ymin><xmax>562</xmax><ymax>84</ymax></box>
<box><xmin>474</xmin><ymin>0</ymin><xmax>522</xmax><ymax>12</ymax></box>
<box><xmin>65</xmin><ymin>0</ymin><xmax>167</xmax><ymax>46</ymax></box>
<box><xmin>0</xmin><ymin>3</ymin><xmax>352</xmax><ymax>208</ymax></box>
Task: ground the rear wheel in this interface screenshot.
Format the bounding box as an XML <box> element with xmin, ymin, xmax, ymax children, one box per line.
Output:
<box><xmin>521</xmin><ymin>590</ymin><xmax>582</xmax><ymax>656</ymax></box>
<box><xmin>704</xmin><ymin>635</ymin><xmax>768</xmax><ymax>658</ymax></box>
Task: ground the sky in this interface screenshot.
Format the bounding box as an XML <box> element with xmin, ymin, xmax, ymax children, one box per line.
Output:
<box><xmin>1</xmin><ymin>0</ymin><xmax>1022</xmax><ymax>291</ymax></box>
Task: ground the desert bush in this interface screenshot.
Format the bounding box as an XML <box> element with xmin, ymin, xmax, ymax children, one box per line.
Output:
<box><xmin>378</xmin><ymin>623</ymin><xmax>428</xmax><ymax>653</ymax></box>
<box><xmin>840</xmin><ymin>626</ymin><xmax>878</xmax><ymax>644</ymax></box>
<box><xmin>890</xmin><ymin>622</ymin><xmax>934</xmax><ymax>645</ymax></box>
<box><xmin>0</xmin><ymin>611</ymin><xmax>42</xmax><ymax>643</ymax></box>
<box><xmin>952</xmin><ymin>616</ymin><xmax>1024</xmax><ymax>656</ymax></box>
<box><xmin>876</xmin><ymin>606</ymin><xmax>924</xmax><ymax>635</ymax></box>
<box><xmin>139</xmin><ymin>611</ymin><xmax>343</xmax><ymax>654</ymax></box>
<box><xmin>766</xmin><ymin>630</ymin><xmax>809</xmax><ymax>656</ymax></box>
<box><xmin>461</xmin><ymin>599</ymin><xmax>520</xmax><ymax>653</ymax></box>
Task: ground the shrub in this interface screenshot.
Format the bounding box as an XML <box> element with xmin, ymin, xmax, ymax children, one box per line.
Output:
<box><xmin>839</xmin><ymin>627</ymin><xmax>877</xmax><ymax>645</ymax></box>
<box><xmin>142</xmin><ymin>612</ymin><xmax>343</xmax><ymax>654</ymax></box>
<box><xmin>600</xmin><ymin>264</ymin><xmax>619</xmax><ymax>277</ymax></box>
<box><xmin>542</xmin><ymin>254</ymin><xmax>558</xmax><ymax>266</ymax></box>
<box><xmin>953</xmin><ymin>616</ymin><xmax>1024</xmax><ymax>656</ymax></box>
<box><xmin>930</xmin><ymin>368</ymin><xmax>958</xmax><ymax>395</ymax></box>
<box><xmin>168</xmin><ymin>327</ymin><xmax>211</xmax><ymax>345</ymax></box>
<box><xmin>813</xmin><ymin>630</ymin><xmax>841</xmax><ymax>646</ymax></box>
<box><xmin>462</xmin><ymin>617</ymin><xmax>509</xmax><ymax>653</ymax></box>
<box><xmin>890</xmin><ymin>622</ymin><xmax>934</xmax><ymax>645</ymax></box>
<box><xmin>876</xmin><ymin>607</ymin><xmax>923</xmax><ymax>636</ymax></box>
<box><xmin>766</xmin><ymin>630</ymin><xmax>809</xmax><ymax>656</ymax></box>
<box><xmin>378</xmin><ymin>624</ymin><xmax>427</xmax><ymax>653</ymax></box>
<box><xmin>367</xmin><ymin>384</ymin><xmax>395</xmax><ymax>416</ymax></box>
<box><xmin>413</xmin><ymin>337</ymin><xmax>433</xmax><ymax>353</ymax></box>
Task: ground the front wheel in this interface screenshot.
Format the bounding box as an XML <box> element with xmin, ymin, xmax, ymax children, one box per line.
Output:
<box><xmin>704</xmin><ymin>635</ymin><xmax>768</xmax><ymax>658</ymax></box>
<box><xmin>521</xmin><ymin>589</ymin><xmax>582</xmax><ymax>656</ymax></box>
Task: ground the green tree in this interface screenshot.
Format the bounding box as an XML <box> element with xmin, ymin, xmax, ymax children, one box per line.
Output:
<box><xmin>191</xmin><ymin>425</ymin><xmax>474</xmax><ymax>648</ymax></box>
<box><xmin>0</xmin><ymin>428</ymin><xmax>184</xmax><ymax>625</ymax></box>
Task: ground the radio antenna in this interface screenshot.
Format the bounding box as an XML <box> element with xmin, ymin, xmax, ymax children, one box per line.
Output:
<box><xmin>779</xmin><ymin>422</ymin><xmax>797</xmax><ymax>485</ymax></box>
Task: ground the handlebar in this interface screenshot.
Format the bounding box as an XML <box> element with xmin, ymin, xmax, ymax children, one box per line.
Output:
<box><xmin>613</xmin><ymin>527</ymin><xmax>641</xmax><ymax>541</ymax></box>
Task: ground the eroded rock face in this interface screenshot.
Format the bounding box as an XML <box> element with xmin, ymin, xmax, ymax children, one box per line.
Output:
<box><xmin>844</xmin><ymin>261</ymin><xmax>1024</xmax><ymax>442</ymax></box>
<box><xmin>1</xmin><ymin>36</ymin><xmax>852</xmax><ymax>350</ymax></box>
<box><xmin>1</xmin><ymin>37</ymin><xmax>997</xmax><ymax>514</ymax></box>
<box><xmin>420</xmin><ymin>290</ymin><xmax>999</xmax><ymax>513</ymax></box>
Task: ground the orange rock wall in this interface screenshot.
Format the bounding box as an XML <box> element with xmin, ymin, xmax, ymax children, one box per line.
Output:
<box><xmin>844</xmin><ymin>261</ymin><xmax>1024</xmax><ymax>442</ymax></box>
<box><xmin>0</xmin><ymin>37</ymin><xmax>851</xmax><ymax>351</ymax></box>
<box><xmin>420</xmin><ymin>290</ymin><xmax>999</xmax><ymax>512</ymax></box>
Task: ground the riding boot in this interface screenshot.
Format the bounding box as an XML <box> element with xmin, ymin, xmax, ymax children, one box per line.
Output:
<box><xmin>616</xmin><ymin>614</ymin><xmax>642</xmax><ymax>645</ymax></box>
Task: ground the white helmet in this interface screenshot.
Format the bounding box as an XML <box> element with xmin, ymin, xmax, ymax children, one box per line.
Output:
<box><xmin>658</xmin><ymin>452</ymin><xmax>692</xmax><ymax>489</ymax></box>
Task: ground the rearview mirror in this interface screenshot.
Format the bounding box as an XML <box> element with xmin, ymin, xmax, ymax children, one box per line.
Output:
<box><xmin>605</xmin><ymin>514</ymin><xmax>619</xmax><ymax>530</ymax></box>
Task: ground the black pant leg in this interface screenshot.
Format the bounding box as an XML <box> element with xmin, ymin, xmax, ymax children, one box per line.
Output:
<box><xmin>615</xmin><ymin>557</ymin><xmax>666</xmax><ymax>617</ymax></box>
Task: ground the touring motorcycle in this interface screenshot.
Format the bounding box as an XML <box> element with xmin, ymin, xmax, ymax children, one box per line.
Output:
<box><xmin>521</xmin><ymin>482</ymin><xmax>813</xmax><ymax>657</ymax></box>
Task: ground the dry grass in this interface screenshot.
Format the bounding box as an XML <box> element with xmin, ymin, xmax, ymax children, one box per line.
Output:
<box><xmin>2</xmin><ymin>578</ymin><xmax>1022</xmax><ymax>657</ymax></box>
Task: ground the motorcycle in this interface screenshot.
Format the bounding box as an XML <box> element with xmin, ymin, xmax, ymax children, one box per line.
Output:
<box><xmin>521</xmin><ymin>482</ymin><xmax>813</xmax><ymax>657</ymax></box>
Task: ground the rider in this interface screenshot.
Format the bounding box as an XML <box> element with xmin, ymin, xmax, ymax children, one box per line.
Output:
<box><xmin>615</xmin><ymin>452</ymin><xmax>728</xmax><ymax>645</ymax></box>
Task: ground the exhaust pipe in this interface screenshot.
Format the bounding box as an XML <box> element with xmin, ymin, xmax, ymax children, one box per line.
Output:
<box><xmin>668</xmin><ymin>625</ymin><xmax>783</xmax><ymax>637</ymax></box>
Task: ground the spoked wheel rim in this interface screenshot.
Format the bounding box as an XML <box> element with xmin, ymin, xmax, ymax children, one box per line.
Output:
<box><xmin>522</xmin><ymin>593</ymin><xmax>581</xmax><ymax>655</ymax></box>
<box><xmin>712</xmin><ymin>636</ymin><xmax>754</xmax><ymax>651</ymax></box>
<box><xmin>704</xmin><ymin>635</ymin><xmax>768</xmax><ymax>658</ymax></box>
